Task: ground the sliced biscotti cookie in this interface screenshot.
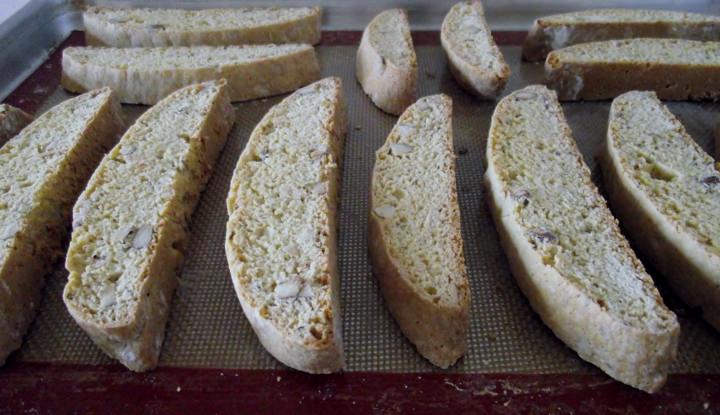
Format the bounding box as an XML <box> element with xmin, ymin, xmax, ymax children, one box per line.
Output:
<box><xmin>84</xmin><ymin>6</ymin><xmax>322</xmax><ymax>47</ymax></box>
<box><xmin>441</xmin><ymin>1</ymin><xmax>510</xmax><ymax>98</ymax></box>
<box><xmin>356</xmin><ymin>9</ymin><xmax>417</xmax><ymax>115</ymax></box>
<box><xmin>485</xmin><ymin>85</ymin><xmax>679</xmax><ymax>392</ymax></box>
<box><xmin>602</xmin><ymin>91</ymin><xmax>720</xmax><ymax>330</ymax></box>
<box><xmin>523</xmin><ymin>9</ymin><xmax>720</xmax><ymax>62</ymax></box>
<box><xmin>0</xmin><ymin>104</ymin><xmax>33</xmax><ymax>144</ymax></box>
<box><xmin>370</xmin><ymin>95</ymin><xmax>470</xmax><ymax>368</ymax></box>
<box><xmin>0</xmin><ymin>89</ymin><xmax>123</xmax><ymax>365</ymax></box>
<box><xmin>225</xmin><ymin>78</ymin><xmax>346</xmax><ymax>373</ymax></box>
<box><xmin>63</xmin><ymin>81</ymin><xmax>235</xmax><ymax>372</ymax></box>
<box><xmin>62</xmin><ymin>45</ymin><xmax>320</xmax><ymax>105</ymax></box>
<box><xmin>546</xmin><ymin>38</ymin><xmax>720</xmax><ymax>101</ymax></box>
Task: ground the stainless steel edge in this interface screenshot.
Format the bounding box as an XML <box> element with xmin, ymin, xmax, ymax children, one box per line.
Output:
<box><xmin>0</xmin><ymin>0</ymin><xmax>81</xmax><ymax>101</ymax></box>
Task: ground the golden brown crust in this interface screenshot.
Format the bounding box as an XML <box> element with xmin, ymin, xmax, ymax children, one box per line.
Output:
<box><xmin>484</xmin><ymin>85</ymin><xmax>679</xmax><ymax>392</ymax></box>
<box><xmin>440</xmin><ymin>1</ymin><xmax>511</xmax><ymax>98</ymax></box>
<box><xmin>83</xmin><ymin>7</ymin><xmax>322</xmax><ymax>47</ymax></box>
<box><xmin>225</xmin><ymin>78</ymin><xmax>346</xmax><ymax>373</ymax></box>
<box><xmin>545</xmin><ymin>43</ymin><xmax>720</xmax><ymax>101</ymax></box>
<box><xmin>0</xmin><ymin>89</ymin><xmax>123</xmax><ymax>365</ymax></box>
<box><xmin>601</xmin><ymin>94</ymin><xmax>720</xmax><ymax>330</ymax></box>
<box><xmin>369</xmin><ymin>95</ymin><xmax>469</xmax><ymax>368</ymax></box>
<box><xmin>63</xmin><ymin>83</ymin><xmax>235</xmax><ymax>371</ymax></box>
<box><xmin>368</xmin><ymin>214</ymin><xmax>469</xmax><ymax>368</ymax></box>
<box><xmin>61</xmin><ymin>46</ymin><xmax>321</xmax><ymax>105</ymax></box>
<box><xmin>523</xmin><ymin>12</ymin><xmax>720</xmax><ymax>62</ymax></box>
<box><xmin>356</xmin><ymin>9</ymin><xmax>417</xmax><ymax>115</ymax></box>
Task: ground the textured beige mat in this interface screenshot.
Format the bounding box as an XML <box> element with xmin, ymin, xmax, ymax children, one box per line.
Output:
<box><xmin>13</xmin><ymin>45</ymin><xmax>720</xmax><ymax>373</ymax></box>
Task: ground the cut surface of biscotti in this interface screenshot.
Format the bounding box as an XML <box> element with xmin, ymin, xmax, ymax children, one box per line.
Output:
<box><xmin>84</xmin><ymin>6</ymin><xmax>322</xmax><ymax>47</ymax></box>
<box><xmin>0</xmin><ymin>104</ymin><xmax>33</xmax><ymax>144</ymax></box>
<box><xmin>604</xmin><ymin>90</ymin><xmax>720</xmax><ymax>329</ymax></box>
<box><xmin>62</xmin><ymin>45</ymin><xmax>320</xmax><ymax>105</ymax></box>
<box><xmin>225</xmin><ymin>78</ymin><xmax>346</xmax><ymax>373</ymax></box>
<box><xmin>523</xmin><ymin>8</ymin><xmax>720</xmax><ymax>61</ymax></box>
<box><xmin>64</xmin><ymin>81</ymin><xmax>235</xmax><ymax>372</ymax></box>
<box><xmin>485</xmin><ymin>85</ymin><xmax>679</xmax><ymax>392</ymax></box>
<box><xmin>546</xmin><ymin>38</ymin><xmax>720</xmax><ymax>101</ymax></box>
<box><xmin>356</xmin><ymin>9</ymin><xmax>417</xmax><ymax>115</ymax></box>
<box><xmin>0</xmin><ymin>88</ymin><xmax>123</xmax><ymax>365</ymax></box>
<box><xmin>441</xmin><ymin>1</ymin><xmax>510</xmax><ymax>98</ymax></box>
<box><xmin>370</xmin><ymin>94</ymin><xmax>470</xmax><ymax>368</ymax></box>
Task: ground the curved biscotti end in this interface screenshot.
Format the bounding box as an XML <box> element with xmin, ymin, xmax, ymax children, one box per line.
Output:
<box><xmin>370</xmin><ymin>94</ymin><xmax>470</xmax><ymax>368</ymax></box>
<box><xmin>225</xmin><ymin>77</ymin><xmax>346</xmax><ymax>373</ymax></box>
<box><xmin>61</xmin><ymin>45</ymin><xmax>321</xmax><ymax>105</ymax></box>
<box><xmin>64</xmin><ymin>81</ymin><xmax>234</xmax><ymax>372</ymax></box>
<box><xmin>83</xmin><ymin>6</ymin><xmax>323</xmax><ymax>47</ymax></box>
<box><xmin>441</xmin><ymin>1</ymin><xmax>511</xmax><ymax>99</ymax></box>
<box><xmin>603</xmin><ymin>90</ymin><xmax>720</xmax><ymax>332</ymax></box>
<box><xmin>0</xmin><ymin>104</ymin><xmax>33</xmax><ymax>143</ymax></box>
<box><xmin>543</xmin><ymin>51</ymin><xmax>584</xmax><ymax>101</ymax></box>
<box><xmin>356</xmin><ymin>9</ymin><xmax>417</xmax><ymax>115</ymax></box>
<box><xmin>485</xmin><ymin>85</ymin><xmax>679</xmax><ymax>392</ymax></box>
<box><xmin>522</xmin><ymin>18</ymin><xmax>553</xmax><ymax>62</ymax></box>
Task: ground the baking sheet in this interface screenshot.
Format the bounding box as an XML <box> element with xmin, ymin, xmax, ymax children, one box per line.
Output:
<box><xmin>11</xmin><ymin>45</ymin><xmax>720</xmax><ymax>374</ymax></box>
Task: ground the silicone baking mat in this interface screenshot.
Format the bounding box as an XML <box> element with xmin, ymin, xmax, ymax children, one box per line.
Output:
<box><xmin>13</xmin><ymin>45</ymin><xmax>720</xmax><ymax>374</ymax></box>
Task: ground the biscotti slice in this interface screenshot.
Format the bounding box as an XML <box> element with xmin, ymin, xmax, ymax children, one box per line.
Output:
<box><xmin>0</xmin><ymin>104</ymin><xmax>33</xmax><ymax>144</ymax></box>
<box><xmin>225</xmin><ymin>78</ymin><xmax>346</xmax><ymax>373</ymax></box>
<box><xmin>62</xmin><ymin>45</ymin><xmax>320</xmax><ymax>105</ymax></box>
<box><xmin>0</xmin><ymin>89</ymin><xmax>123</xmax><ymax>365</ymax></box>
<box><xmin>63</xmin><ymin>81</ymin><xmax>235</xmax><ymax>372</ymax></box>
<box><xmin>356</xmin><ymin>9</ymin><xmax>417</xmax><ymax>115</ymax></box>
<box><xmin>546</xmin><ymin>38</ymin><xmax>720</xmax><ymax>101</ymax></box>
<box><xmin>84</xmin><ymin>6</ymin><xmax>322</xmax><ymax>47</ymax></box>
<box><xmin>602</xmin><ymin>90</ymin><xmax>720</xmax><ymax>330</ymax></box>
<box><xmin>440</xmin><ymin>1</ymin><xmax>510</xmax><ymax>98</ymax></box>
<box><xmin>485</xmin><ymin>85</ymin><xmax>679</xmax><ymax>392</ymax></box>
<box><xmin>370</xmin><ymin>94</ymin><xmax>470</xmax><ymax>368</ymax></box>
<box><xmin>523</xmin><ymin>9</ymin><xmax>720</xmax><ymax>62</ymax></box>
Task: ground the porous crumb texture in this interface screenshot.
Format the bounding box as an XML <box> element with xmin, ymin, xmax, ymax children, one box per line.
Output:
<box><xmin>367</xmin><ymin>9</ymin><xmax>415</xmax><ymax>68</ymax></box>
<box><xmin>0</xmin><ymin>104</ymin><xmax>33</xmax><ymax>144</ymax></box>
<box><xmin>1</xmin><ymin>89</ymin><xmax>119</xmax><ymax>271</ymax></box>
<box><xmin>488</xmin><ymin>85</ymin><xmax>676</xmax><ymax>333</ymax></box>
<box><xmin>372</xmin><ymin>95</ymin><xmax>467</xmax><ymax>307</ymax></box>
<box><xmin>14</xmin><ymin>46</ymin><xmax>720</xmax><ymax>374</ymax></box>
<box><xmin>548</xmin><ymin>38</ymin><xmax>720</xmax><ymax>64</ymax></box>
<box><xmin>609</xmin><ymin>91</ymin><xmax>720</xmax><ymax>256</ymax></box>
<box><xmin>0</xmin><ymin>88</ymin><xmax>122</xmax><ymax>363</ymax></box>
<box><xmin>441</xmin><ymin>2</ymin><xmax>506</xmax><ymax>73</ymax></box>
<box><xmin>64</xmin><ymin>81</ymin><xmax>233</xmax><ymax>326</ymax></box>
<box><xmin>84</xmin><ymin>6</ymin><xmax>321</xmax><ymax>46</ymax></box>
<box><xmin>226</xmin><ymin>78</ymin><xmax>345</xmax><ymax>348</ymax></box>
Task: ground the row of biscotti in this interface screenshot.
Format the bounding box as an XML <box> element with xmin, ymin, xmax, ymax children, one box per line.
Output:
<box><xmin>62</xmin><ymin>6</ymin><xmax>325</xmax><ymax>105</ymax></box>
<box><xmin>357</xmin><ymin>3</ymin><xmax>720</xmax><ymax>114</ymax></box>
<box><xmin>484</xmin><ymin>84</ymin><xmax>720</xmax><ymax>393</ymax></box>
<box><xmin>227</xmin><ymin>73</ymin><xmax>720</xmax><ymax>392</ymax></box>
<box><xmin>0</xmin><ymin>81</ymin><xmax>235</xmax><ymax>370</ymax></box>
<box><xmin>1</xmin><ymin>78</ymin><xmax>718</xmax><ymax>394</ymax></box>
<box><xmin>524</xmin><ymin>7</ymin><xmax>720</xmax><ymax>101</ymax></box>
<box><xmin>355</xmin><ymin>3</ymin><xmax>511</xmax><ymax>114</ymax></box>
